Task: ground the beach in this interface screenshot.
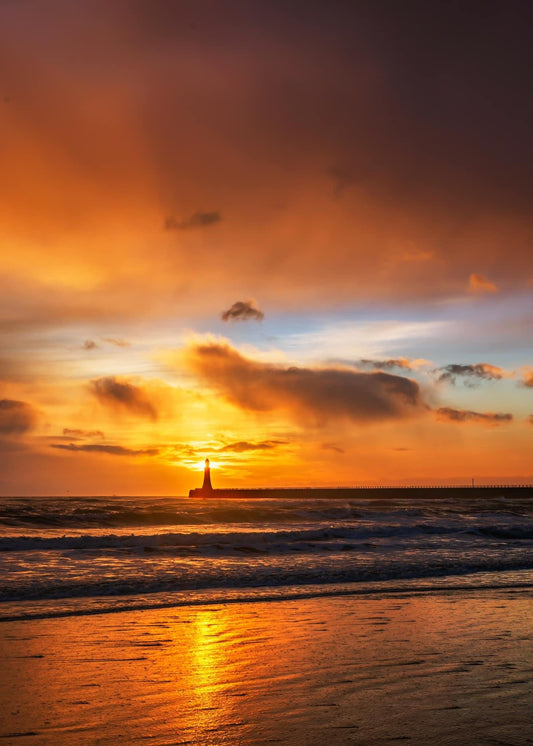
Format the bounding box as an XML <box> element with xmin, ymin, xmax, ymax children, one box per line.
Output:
<box><xmin>1</xmin><ymin>587</ymin><xmax>532</xmax><ymax>745</ymax></box>
<box><xmin>1</xmin><ymin>493</ymin><xmax>532</xmax><ymax>744</ymax></box>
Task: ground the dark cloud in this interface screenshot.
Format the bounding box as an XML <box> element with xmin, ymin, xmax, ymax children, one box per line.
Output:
<box><xmin>358</xmin><ymin>358</ymin><xmax>415</xmax><ymax>371</ymax></box>
<box><xmin>0</xmin><ymin>399</ymin><xmax>38</xmax><ymax>435</ymax></box>
<box><xmin>62</xmin><ymin>428</ymin><xmax>105</xmax><ymax>439</ymax></box>
<box><xmin>321</xmin><ymin>442</ymin><xmax>344</xmax><ymax>453</ymax></box>
<box><xmin>436</xmin><ymin>407</ymin><xmax>513</xmax><ymax>425</ymax></box>
<box><xmin>183</xmin><ymin>341</ymin><xmax>426</xmax><ymax>425</ymax></box>
<box><xmin>436</xmin><ymin>363</ymin><xmax>506</xmax><ymax>386</ymax></box>
<box><xmin>217</xmin><ymin>440</ymin><xmax>286</xmax><ymax>453</ymax></box>
<box><xmin>102</xmin><ymin>338</ymin><xmax>130</xmax><ymax>348</ymax></box>
<box><xmin>221</xmin><ymin>299</ymin><xmax>264</xmax><ymax>323</ymax></box>
<box><xmin>89</xmin><ymin>377</ymin><xmax>158</xmax><ymax>420</ymax></box>
<box><xmin>52</xmin><ymin>443</ymin><xmax>159</xmax><ymax>457</ymax></box>
<box><xmin>83</xmin><ymin>339</ymin><xmax>98</xmax><ymax>350</ymax></box>
<box><xmin>164</xmin><ymin>211</ymin><xmax>221</xmax><ymax>231</ymax></box>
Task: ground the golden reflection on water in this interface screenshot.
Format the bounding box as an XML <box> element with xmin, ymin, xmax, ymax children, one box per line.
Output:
<box><xmin>190</xmin><ymin>609</ymin><xmax>229</xmax><ymax>733</ymax></box>
<box><xmin>164</xmin><ymin>606</ymin><xmax>248</xmax><ymax>743</ymax></box>
<box><xmin>1</xmin><ymin>591</ymin><xmax>532</xmax><ymax>745</ymax></box>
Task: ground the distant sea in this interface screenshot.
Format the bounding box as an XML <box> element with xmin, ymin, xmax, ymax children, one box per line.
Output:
<box><xmin>1</xmin><ymin>492</ymin><xmax>532</xmax><ymax>621</ymax></box>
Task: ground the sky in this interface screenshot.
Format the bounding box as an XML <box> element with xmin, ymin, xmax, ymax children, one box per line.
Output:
<box><xmin>1</xmin><ymin>0</ymin><xmax>532</xmax><ymax>495</ymax></box>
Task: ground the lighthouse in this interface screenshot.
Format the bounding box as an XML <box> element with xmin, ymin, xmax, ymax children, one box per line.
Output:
<box><xmin>189</xmin><ymin>458</ymin><xmax>216</xmax><ymax>496</ymax></box>
<box><xmin>201</xmin><ymin>458</ymin><xmax>213</xmax><ymax>492</ymax></box>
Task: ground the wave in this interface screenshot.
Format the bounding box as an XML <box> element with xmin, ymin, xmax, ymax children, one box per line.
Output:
<box><xmin>2</xmin><ymin>571</ymin><xmax>532</xmax><ymax>623</ymax></box>
<box><xmin>0</xmin><ymin>499</ymin><xmax>364</xmax><ymax>529</ymax></box>
<box><xmin>2</xmin><ymin>513</ymin><xmax>533</xmax><ymax>555</ymax></box>
<box><xmin>1</xmin><ymin>496</ymin><xmax>532</xmax><ymax>617</ymax></box>
<box><xmin>1</xmin><ymin>553</ymin><xmax>533</xmax><ymax>605</ymax></box>
<box><xmin>0</xmin><ymin>521</ymin><xmax>521</xmax><ymax>554</ymax></box>
<box><xmin>1</xmin><ymin>494</ymin><xmax>531</xmax><ymax>531</ymax></box>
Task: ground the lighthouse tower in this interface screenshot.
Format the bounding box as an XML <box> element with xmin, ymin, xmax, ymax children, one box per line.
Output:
<box><xmin>201</xmin><ymin>458</ymin><xmax>213</xmax><ymax>492</ymax></box>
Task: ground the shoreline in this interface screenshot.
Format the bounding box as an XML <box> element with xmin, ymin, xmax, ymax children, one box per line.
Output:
<box><xmin>1</xmin><ymin>567</ymin><xmax>532</xmax><ymax>623</ymax></box>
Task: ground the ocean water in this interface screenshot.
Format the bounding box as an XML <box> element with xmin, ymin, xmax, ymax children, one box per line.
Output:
<box><xmin>1</xmin><ymin>492</ymin><xmax>532</xmax><ymax>621</ymax></box>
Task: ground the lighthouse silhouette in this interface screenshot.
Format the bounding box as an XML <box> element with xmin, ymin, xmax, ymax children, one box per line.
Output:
<box><xmin>201</xmin><ymin>458</ymin><xmax>213</xmax><ymax>493</ymax></box>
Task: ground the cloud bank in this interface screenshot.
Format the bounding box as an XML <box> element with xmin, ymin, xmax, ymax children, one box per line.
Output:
<box><xmin>182</xmin><ymin>341</ymin><xmax>426</xmax><ymax>425</ymax></box>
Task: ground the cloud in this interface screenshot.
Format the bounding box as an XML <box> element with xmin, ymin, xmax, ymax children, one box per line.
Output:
<box><xmin>435</xmin><ymin>407</ymin><xmax>513</xmax><ymax>425</ymax></box>
<box><xmin>436</xmin><ymin>363</ymin><xmax>507</xmax><ymax>386</ymax></box>
<box><xmin>63</xmin><ymin>428</ymin><xmax>105</xmax><ymax>439</ymax></box>
<box><xmin>102</xmin><ymin>338</ymin><xmax>130</xmax><ymax>348</ymax></box>
<box><xmin>357</xmin><ymin>357</ymin><xmax>429</xmax><ymax>371</ymax></box>
<box><xmin>217</xmin><ymin>440</ymin><xmax>286</xmax><ymax>453</ymax></box>
<box><xmin>83</xmin><ymin>339</ymin><xmax>98</xmax><ymax>350</ymax></box>
<box><xmin>520</xmin><ymin>371</ymin><xmax>533</xmax><ymax>387</ymax></box>
<box><xmin>221</xmin><ymin>299</ymin><xmax>264</xmax><ymax>323</ymax></box>
<box><xmin>52</xmin><ymin>443</ymin><xmax>159</xmax><ymax>457</ymax></box>
<box><xmin>321</xmin><ymin>442</ymin><xmax>344</xmax><ymax>453</ymax></box>
<box><xmin>165</xmin><ymin>211</ymin><xmax>221</xmax><ymax>231</ymax></box>
<box><xmin>182</xmin><ymin>340</ymin><xmax>426</xmax><ymax>425</ymax></box>
<box><xmin>0</xmin><ymin>399</ymin><xmax>38</xmax><ymax>435</ymax></box>
<box><xmin>528</xmin><ymin>415</ymin><xmax>533</xmax><ymax>424</ymax></box>
<box><xmin>469</xmin><ymin>274</ymin><xmax>498</xmax><ymax>294</ymax></box>
<box><xmin>89</xmin><ymin>377</ymin><xmax>158</xmax><ymax>420</ymax></box>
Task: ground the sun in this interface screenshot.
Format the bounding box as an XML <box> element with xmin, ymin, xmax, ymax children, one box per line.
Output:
<box><xmin>194</xmin><ymin>458</ymin><xmax>216</xmax><ymax>471</ymax></box>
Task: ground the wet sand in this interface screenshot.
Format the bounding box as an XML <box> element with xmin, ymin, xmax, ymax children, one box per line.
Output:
<box><xmin>0</xmin><ymin>588</ymin><xmax>531</xmax><ymax>745</ymax></box>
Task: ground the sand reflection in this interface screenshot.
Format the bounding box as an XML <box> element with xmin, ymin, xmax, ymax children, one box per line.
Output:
<box><xmin>187</xmin><ymin>608</ymin><xmax>236</xmax><ymax>737</ymax></box>
<box><xmin>1</xmin><ymin>590</ymin><xmax>532</xmax><ymax>744</ymax></box>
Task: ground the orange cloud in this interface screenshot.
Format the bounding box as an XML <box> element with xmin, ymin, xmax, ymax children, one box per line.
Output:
<box><xmin>469</xmin><ymin>273</ymin><xmax>498</xmax><ymax>294</ymax></box>
<box><xmin>181</xmin><ymin>341</ymin><xmax>427</xmax><ymax>426</ymax></box>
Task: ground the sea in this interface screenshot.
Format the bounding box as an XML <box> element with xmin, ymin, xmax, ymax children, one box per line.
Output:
<box><xmin>1</xmin><ymin>491</ymin><xmax>532</xmax><ymax>622</ymax></box>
